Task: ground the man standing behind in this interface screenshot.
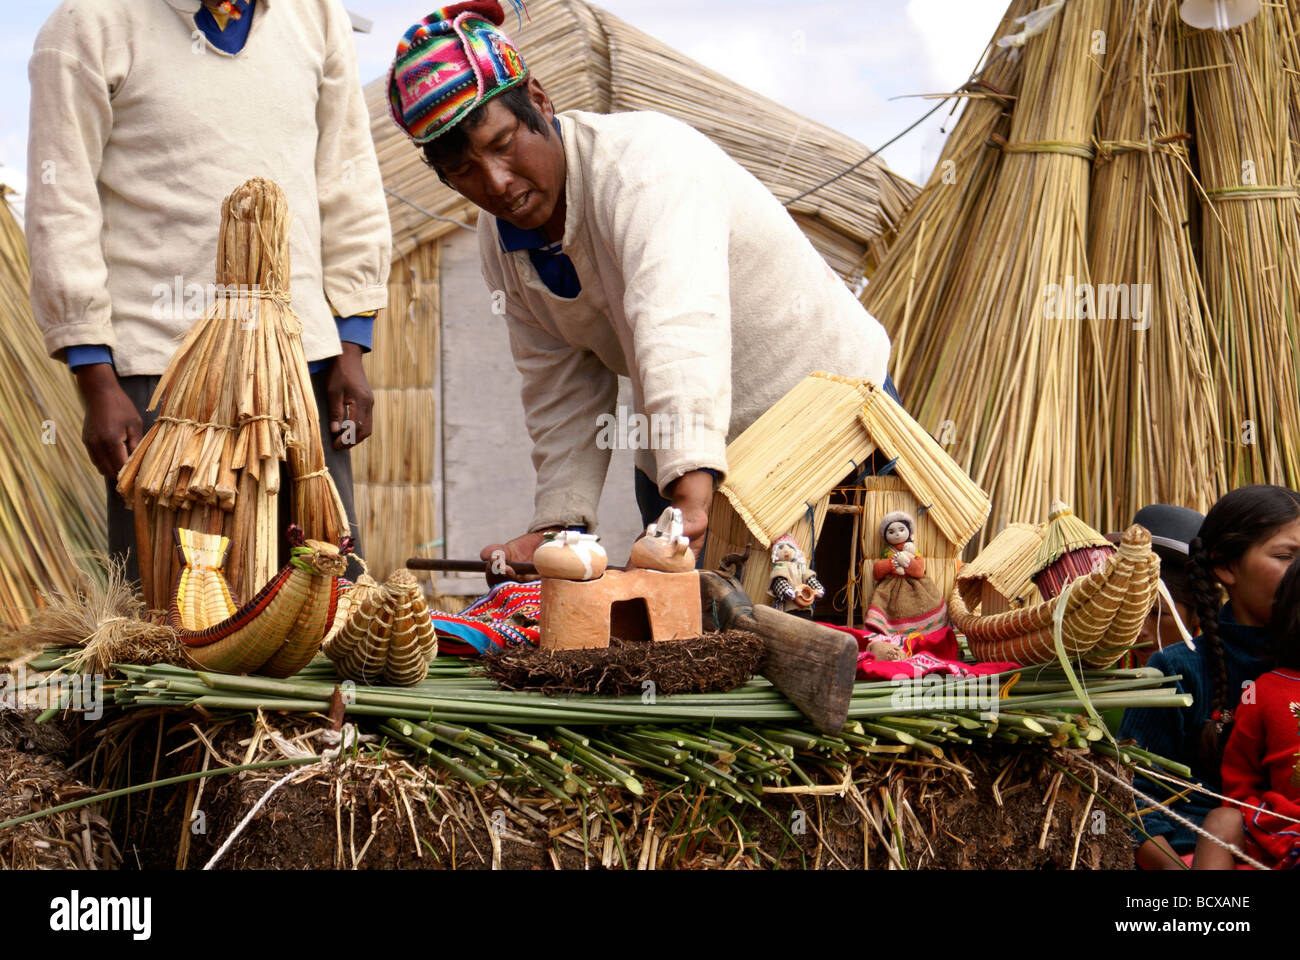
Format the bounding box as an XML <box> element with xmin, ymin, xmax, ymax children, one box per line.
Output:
<box><xmin>386</xmin><ymin>2</ymin><xmax>896</xmax><ymax>569</ymax></box>
<box><xmin>26</xmin><ymin>0</ymin><xmax>391</xmax><ymax>584</ymax></box>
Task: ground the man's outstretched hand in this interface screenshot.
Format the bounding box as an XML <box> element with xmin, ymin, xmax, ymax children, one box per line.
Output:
<box><xmin>480</xmin><ymin>529</ymin><xmax>555</xmax><ymax>585</ymax></box>
<box><xmin>668</xmin><ymin>469</ymin><xmax>712</xmax><ymax>556</ymax></box>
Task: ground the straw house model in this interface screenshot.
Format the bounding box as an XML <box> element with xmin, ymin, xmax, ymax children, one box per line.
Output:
<box><xmin>701</xmin><ymin>374</ymin><xmax>991</xmax><ymax>626</ymax></box>
<box><xmin>951</xmin><ymin>522</ymin><xmax>1046</xmax><ymax>617</ymax></box>
<box><xmin>357</xmin><ymin>0</ymin><xmax>920</xmax><ymax>597</ymax></box>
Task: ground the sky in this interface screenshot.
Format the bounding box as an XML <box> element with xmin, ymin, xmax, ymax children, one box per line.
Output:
<box><xmin>0</xmin><ymin>0</ymin><xmax>1011</xmax><ymax>211</ymax></box>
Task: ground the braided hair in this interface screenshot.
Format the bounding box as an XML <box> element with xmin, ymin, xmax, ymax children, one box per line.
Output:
<box><xmin>1189</xmin><ymin>485</ymin><xmax>1300</xmax><ymax>772</ymax></box>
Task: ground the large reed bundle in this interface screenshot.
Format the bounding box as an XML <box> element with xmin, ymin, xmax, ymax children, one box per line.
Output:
<box><xmin>1079</xmin><ymin>0</ymin><xmax>1227</xmax><ymax>531</ymax></box>
<box><xmin>862</xmin><ymin>0</ymin><xmax>1108</xmax><ymax>542</ymax></box>
<box><xmin>117</xmin><ymin>179</ymin><xmax>348</xmax><ymax>607</ymax></box>
<box><xmin>861</xmin><ymin>0</ymin><xmax>1035</xmax><ymax>384</ymax></box>
<box><xmin>1187</xmin><ymin>6</ymin><xmax>1300</xmax><ymax>488</ymax></box>
<box><xmin>0</xmin><ymin>190</ymin><xmax>106</xmax><ymax>628</ymax></box>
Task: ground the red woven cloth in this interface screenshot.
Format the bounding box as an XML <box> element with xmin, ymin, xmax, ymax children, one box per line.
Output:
<box><xmin>823</xmin><ymin>623</ymin><xmax>1019</xmax><ymax>681</ymax></box>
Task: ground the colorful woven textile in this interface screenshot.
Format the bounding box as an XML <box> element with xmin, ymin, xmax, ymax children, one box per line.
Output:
<box><xmin>431</xmin><ymin>580</ymin><xmax>541</xmax><ymax>656</ymax></box>
<box><xmin>825</xmin><ymin>623</ymin><xmax>1019</xmax><ymax>682</ymax></box>
<box><xmin>387</xmin><ymin>0</ymin><xmax>528</xmax><ymax>144</ymax></box>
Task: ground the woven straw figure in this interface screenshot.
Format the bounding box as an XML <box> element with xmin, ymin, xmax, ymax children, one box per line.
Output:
<box><xmin>767</xmin><ymin>534</ymin><xmax>825</xmax><ymax>616</ymax></box>
<box><xmin>325</xmin><ymin>569</ymin><xmax>437</xmax><ymax>686</ymax></box>
<box><xmin>170</xmin><ymin>524</ymin><xmax>349</xmax><ymax>677</ymax></box>
<box><xmin>865</xmin><ymin>511</ymin><xmax>948</xmax><ymax>640</ymax></box>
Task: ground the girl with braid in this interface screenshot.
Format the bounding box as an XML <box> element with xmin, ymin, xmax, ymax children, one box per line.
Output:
<box><xmin>1120</xmin><ymin>485</ymin><xmax>1300</xmax><ymax>869</ymax></box>
<box><xmin>1193</xmin><ymin>557</ymin><xmax>1300</xmax><ymax>869</ymax></box>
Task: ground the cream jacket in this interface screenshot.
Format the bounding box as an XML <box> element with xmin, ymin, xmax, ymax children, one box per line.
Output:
<box><xmin>479</xmin><ymin>110</ymin><xmax>892</xmax><ymax>532</ymax></box>
<box><xmin>25</xmin><ymin>0</ymin><xmax>391</xmax><ymax>376</ymax></box>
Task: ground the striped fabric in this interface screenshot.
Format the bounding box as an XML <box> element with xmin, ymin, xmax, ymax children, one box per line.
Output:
<box><xmin>431</xmin><ymin>580</ymin><xmax>541</xmax><ymax>656</ymax></box>
<box><xmin>387</xmin><ymin>1</ymin><xmax>529</xmax><ymax>144</ymax></box>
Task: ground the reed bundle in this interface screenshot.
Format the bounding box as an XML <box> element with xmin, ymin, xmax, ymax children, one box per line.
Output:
<box><xmin>1186</xmin><ymin>6</ymin><xmax>1300</xmax><ymax>488</ymax></box>
<box><xmin>861</xmin><ymin>0</ymin><xmax>1035</xmax><ymax>383</ymax></box>
<box><xmin>88</xmin><ymin>655</ymin><xmax>1189</xmax><ymax>824</ymax></box>
<box><xmin>867</xmin><ymin>0</ymin><xmax>1108</xmax><ymax>540</ymax></box>
<box><xmin>1080</xmin><ymin>0</ymin><xmax>1227</xmax><ymax>532</ymax></box>
<box><xmin>0</xmin><ymin>191</ymin><xmax>106</xmax><ymax>628</ymax></box>
<box><xmin>116</xmin><ymin>179</ymin><xmax>348</xmax><ymax>607</ymax></box>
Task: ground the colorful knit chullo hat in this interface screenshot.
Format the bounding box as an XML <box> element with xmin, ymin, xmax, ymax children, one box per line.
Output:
<box><xmin>388</xmin><ymin>1</ymin><xmax>529</xmax><ymax>144</ymax></box>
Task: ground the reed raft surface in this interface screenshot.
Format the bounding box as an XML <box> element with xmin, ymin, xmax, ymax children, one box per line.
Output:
<box><xmin>116</xmin><ymin>179</ymin><xmax>348</xmax><ymax>608</ymax></box>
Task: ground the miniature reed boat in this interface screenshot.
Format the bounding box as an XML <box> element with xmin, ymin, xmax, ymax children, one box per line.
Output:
<box><xmin>324</xmin><ymin>569</ymin><xmax>437</xmax><ymax>686</ymax></box>
<box><xmin>949</xmin><ymin>524</ymin><xmax>1160</xmax><ymax>665</ymax></box>
<box><xmin>170</xmin><ymin>525</ymin><xmax>349</xmax><ymax>677</ymax></box>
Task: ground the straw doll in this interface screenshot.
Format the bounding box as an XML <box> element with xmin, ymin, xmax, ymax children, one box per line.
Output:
<box><xmin>865</xmin><ymin>511</ymin><xmax>949</xmax><ymax>643</ymax></box>
<box><xmin>767</xmin><ymin>535</ymin><xmax>824</xmax><ymax>618</ymax></box>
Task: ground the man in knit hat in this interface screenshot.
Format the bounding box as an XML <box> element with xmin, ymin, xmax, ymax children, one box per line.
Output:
<box><xmin>387</xmin><ymin>2</ymin><xmax>896</xmax><ymax>569</ymax></box>
<box><xmin>26</xmin><ymin>0</ymin><xmax>392</xmax><ymax>581</ymax></box>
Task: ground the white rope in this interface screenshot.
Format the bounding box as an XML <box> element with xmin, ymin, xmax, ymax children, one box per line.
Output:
<box><xmin>1136</xmin><ymin>763</ymin><xmax>1300</xmax><ymax>828</ymax></box>
<box><xmin>202</xmin><ymin>767</ymin><xmax>301</xmax><ymax>870</ymax></box>
<box><xmin>203</xmin><ymin>724</ymin><xmax>361</xmax><ymax>870</ymax></box>
<box><xmin>1078</xmin><ymin>755</ymin><xmax>1271</xmax><ymax>870</ymax></box>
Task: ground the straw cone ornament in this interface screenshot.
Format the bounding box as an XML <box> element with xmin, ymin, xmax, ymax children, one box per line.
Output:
<box><xmin>325</xmin><ymin>569</ymin><xmax>437</xmax><ymax>686</ymax></box>
<box><xmin>170</xmin><ymin>524</ymin><xmax>348</xmax><ymax>677</ymax></box>
<box><xmin>1031</xmin><ymin>499</ymin><xmax>1115</xmax><ymax>599</ymax></box>
<box><xmin>117</xmin><ymin>179</ymin><xmax>349</xmax><ymax>607</ymax></box>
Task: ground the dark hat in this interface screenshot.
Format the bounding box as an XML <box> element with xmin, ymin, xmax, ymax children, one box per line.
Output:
<box><xmin>1106</xmin><ymin>503</ymin><xmax>1204</xmax><ymax>554</ymax></box>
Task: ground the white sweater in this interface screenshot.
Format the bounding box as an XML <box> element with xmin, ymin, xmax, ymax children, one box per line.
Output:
<box><xmin>25</xmin><ymin>0</ymin><xmax>391</xmax><ymax>376</ymax></box>
<box><xmin>479</xmin><ymin>110</ymin><xmax>892</xmax><ymax>533</ymax></box>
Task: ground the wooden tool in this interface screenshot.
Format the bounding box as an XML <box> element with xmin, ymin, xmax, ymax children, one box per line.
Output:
<box><xmin>700</xmin><ymin>558</ymin><xmax>858</xmax><ymax>734</ymax></box>
<box><xmin>406</xmin><ymin>557</ymin><xmax>538</xmax><ymax>578</ymax></box>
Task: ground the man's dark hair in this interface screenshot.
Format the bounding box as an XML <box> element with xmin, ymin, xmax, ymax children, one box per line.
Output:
<box><xmin>421</xmin><ymin>84</ymin><xmax>548</xmax><ymax>184</ymax></box>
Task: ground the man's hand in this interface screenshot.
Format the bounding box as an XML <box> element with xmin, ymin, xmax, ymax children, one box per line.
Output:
<box><xmin>668</xmin><ymin>470</ymin><xmax>713</xmax><ymax>556</ymax></box>
<box><xmin>76</xmin><ymin>363</ymin><xmax>143</xmax><ymax>480</ymax></box>
<box><xmin>327</xmin><ymin>342</ymin><xmax>373</xmax><ymax>450</ymax></box>
<box><xmin>481</xmin><ymin>529</ymin><xmax>555</xmax><ymax>585</ymax></box>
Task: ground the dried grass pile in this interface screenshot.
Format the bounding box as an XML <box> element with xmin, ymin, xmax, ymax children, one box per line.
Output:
<box><xmin>481</xmin><ymin>632</ymin><xmax>765</xmax><ymax>696</ymax></box>
<box><xmin>0</xmin><ymin>713</ymin><xmax>118</xmax><ymax>870</ymax></box>
<box><xmin>0</xmin><ymin>556</ymin><xmax>184</xmax><ymax>675</ymax></box>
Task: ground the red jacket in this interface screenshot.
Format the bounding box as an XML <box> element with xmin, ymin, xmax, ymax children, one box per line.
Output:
<box><xmin>1221</xmin><ymin>669</ymin><xmax>1300</xmax><ymax>866</ymax></box>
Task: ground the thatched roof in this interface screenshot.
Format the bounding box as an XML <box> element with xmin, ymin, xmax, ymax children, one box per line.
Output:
<box><xmin>365</xmin><ymin>0</ymin><xmax>920</xmax><ymax>277</ymax></box>
<box><xmin>717</xmin><ymin>373</ymin><xmax>991</xmax><ymax>550</ymax></box>
<box><xmin>954</xmin><ymin>522</ymin><xmax>1045</xmax><ymax>609</ymax></box>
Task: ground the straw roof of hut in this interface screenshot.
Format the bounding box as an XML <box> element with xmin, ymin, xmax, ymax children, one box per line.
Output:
<box><xmin>365</xmin><ymin>0</ymin><xmax>920</xmax><ymax>278</ymax></box>
<box><xmin>954</xmin><ymin>521</ymin><xmax>1045</xmax><ymax>610</ymax></box>
<box><xmin>0</xmin><ymin>190</ymin><xmax>106</xmax><ymax>628</ymax></box>
<box><xmin>718</xmin><ymin>373</ymin><xmax>991</xmax><ymax>551</ymax></box>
